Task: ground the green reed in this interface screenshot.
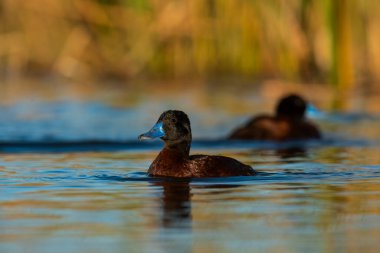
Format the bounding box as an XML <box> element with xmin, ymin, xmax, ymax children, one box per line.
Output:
<box><xmin>0</xmin><ymin>0</ymin><xmax>379</xmax><ymax>108</ymax></box>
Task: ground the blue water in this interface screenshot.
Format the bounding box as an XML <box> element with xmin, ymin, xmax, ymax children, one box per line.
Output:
<box><xmin>1</xmin><ymin>101</ymin><xmax>380</xmax><ymax>253</ymax></box>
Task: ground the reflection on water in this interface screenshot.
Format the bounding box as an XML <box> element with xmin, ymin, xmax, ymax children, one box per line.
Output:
<box><xmin>1</xmin><ymin>100</ymin><xmax>380</xmax><ymax>142</ymax></box>
<box><xmin>0</xmin><ymin>147</ymin><xmax>380</xmax><ymax>253</ymax></box>
<box><xmin>0</xmin><ymin>102</ymin><xmax>380</xmax><ymax>253</ymax></box>
<box><xmin>154</xmin><ymin>181</ymin><xmax>193</xmax><ymax>253</ymax></box>
<box><xmin>158</xmin><ymin>181</ymin><xmax>192</xmax><ymax>229</ymax></box>
<box><xmin>276</xmin><ymin>147</ymin><xmax>307</xmax><ymax>160</ymax></box>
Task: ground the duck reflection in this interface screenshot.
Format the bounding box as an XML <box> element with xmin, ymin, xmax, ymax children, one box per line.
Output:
<box><xmin>150</xmin><ymin>180</ymin><xmax>193</xmax><ymax>253</ymax></box>
<box><xmin>152</xmin><ymin>180</ymin><xmax>243</xmax><ymax>253</ymax></box>
<box><xmin>276</xmin><ymin>147</ymin><xmax>307</xmax><ymax>160</ymax></box>
<box><xmin>158</xmin><ymin>180</ymin><xmax>192</xmax><ymax>229</ymax></box>
<box><xmin>155</xmin><ymin>180</ymin><xmax>243</xmax><ymax>228</ymax></box>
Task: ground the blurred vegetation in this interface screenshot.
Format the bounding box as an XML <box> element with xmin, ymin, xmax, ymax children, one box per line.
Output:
<box><xmin>0</xmin><ymin>1</ymin><xmax>380</xmax><ymax>97</ymax></box>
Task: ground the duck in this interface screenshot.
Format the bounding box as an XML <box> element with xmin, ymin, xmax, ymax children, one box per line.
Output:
<box><xmin>228</xmin><ymin>94</ymin><xmax>321</xmax><ymax>141</ymax></box>
<box><xmin>139</xmin><ymin>110</ymin><xmax>255</xmax><ymax>177</ymax></box>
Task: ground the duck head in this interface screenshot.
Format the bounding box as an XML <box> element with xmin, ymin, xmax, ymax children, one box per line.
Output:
<box><xmin>276</xmin><ymin>94</ymin><xmax>307</xmax><ymax>120</ymax></box>
<box><xmin>139</xmin><ymin>110</ymin><xmax>192</xmax><ymax>152</ymax></box>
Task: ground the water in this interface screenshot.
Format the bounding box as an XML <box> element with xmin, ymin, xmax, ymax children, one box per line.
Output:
<box><xmin>1</xmin><ymin>101</ymin><xmax>380</xmax><ymax>253</ymax></box>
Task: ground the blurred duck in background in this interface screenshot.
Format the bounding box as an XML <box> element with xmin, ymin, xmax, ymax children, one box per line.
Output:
<box><xmin>228</xmin><ymin>94</ymin><xmax>321</xmax><ymax>141</ymax></box>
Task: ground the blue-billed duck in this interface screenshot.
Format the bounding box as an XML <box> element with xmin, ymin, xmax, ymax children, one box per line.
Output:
<box><xmin>228</xmin><ymin>94</ymin><xmax>321</xmax><ymax>141</ymax></box>
<box><xmin>139</xmin><ymin>110</ymin><xmax>255</xmax><ymax>177</ymax></box>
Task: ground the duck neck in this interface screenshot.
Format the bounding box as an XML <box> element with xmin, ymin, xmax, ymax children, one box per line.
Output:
<box><xmin>163</xmin><ymin>140</ymin><xmax>191</xmax><ymax>158</ymax></box>
<box><xmin>277</xmin><ymin>114</ymin><xmax>303</xmax><ymax>122</ymax></box>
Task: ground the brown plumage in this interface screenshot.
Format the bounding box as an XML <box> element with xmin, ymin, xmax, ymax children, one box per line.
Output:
<box><xmin>139</xmin><ymin>110</ymin><xmax>255</xmax><ymax>178</ymax></box>
<box><xmin>228</xmin><ymin>94</ymin><xmax>321</xmax><ymax>141</ymax></box>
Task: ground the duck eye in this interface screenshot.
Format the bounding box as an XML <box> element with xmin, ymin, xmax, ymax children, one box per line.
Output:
<box><xmin>171</xmin><ymin>118</ymin><xmax>177</xmax><ymax>123</ymax></box>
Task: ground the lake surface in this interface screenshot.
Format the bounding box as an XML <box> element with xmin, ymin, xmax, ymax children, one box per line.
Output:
<box><xmin>1</xmin><ymin>100</ymin><xmax>380</xmax><ymax>253</ymax></box>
